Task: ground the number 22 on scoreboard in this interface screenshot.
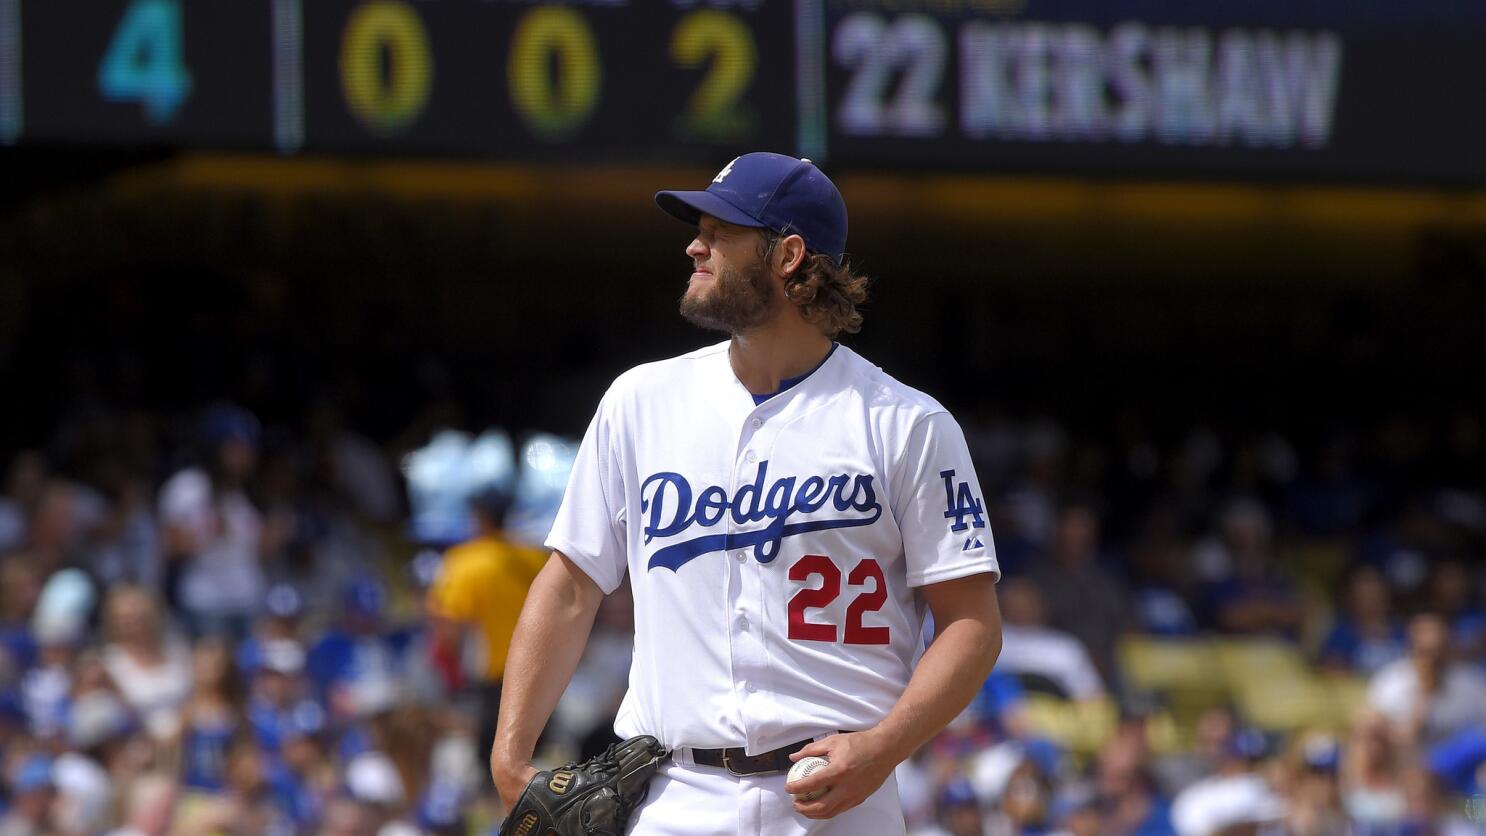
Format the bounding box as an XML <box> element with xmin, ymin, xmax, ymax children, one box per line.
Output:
<box><xmin>97</xmin><ymin>0</ymin><xmax>192</xmax><ymax>123</ymax></box>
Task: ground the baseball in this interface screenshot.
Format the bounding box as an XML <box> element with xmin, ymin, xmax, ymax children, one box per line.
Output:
<box><xmin>787</xmin><ymin>756</ymin><xmax>831</xmax><ymax>801</ymax></box>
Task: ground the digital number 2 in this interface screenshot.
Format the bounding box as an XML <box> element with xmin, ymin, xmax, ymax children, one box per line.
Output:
<box><xmin>787</xmin><ymin>555</ymin><xmax>890</xmax><ymax>645</ymax></box>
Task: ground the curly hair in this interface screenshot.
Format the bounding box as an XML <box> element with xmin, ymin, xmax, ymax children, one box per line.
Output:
<box><xmin>760</xmin><ymin>232</ymin><xmax>870</xmax><ymax>337</ymax></box>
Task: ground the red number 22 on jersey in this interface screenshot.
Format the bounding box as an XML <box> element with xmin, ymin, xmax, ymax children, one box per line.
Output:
<box><xmin>787</xmin><ymin>555</ymin><xmax>890</xmax><ymax>645</ymax></box>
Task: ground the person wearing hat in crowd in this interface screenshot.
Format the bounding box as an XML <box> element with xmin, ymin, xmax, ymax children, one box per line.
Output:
<box><xmin>908</xmin><ymin>778</ymin><xmax>982</xmax><ymax>836</ymax></box>
<box><xmin>20</xmin><ymin>569</ymin><xmax>94</xmax><ymax>743</ymax></box>
<box><xmin>1282</xmin><ymin>734</ymin><xmax>1347</xmax><ymax>836</ymax></box>
<box><xmin>236</xmin><ymin>583</ymin><xmax>305</xmax><ymax>679</ymax></box>
<box><xmin>247</xmin><ymin>638</ymin><xmax>323</xmax><ymax>755</ymax></box>
<box><xmin>425</xmin><ymin>484</ymin><xmax>546</xmax><ymax>765</ymax></box>
<box><xmin>0</xmin><ymin>754</ymin><xmax>55</xmax><ymax>836</ymax></box>
<box><xmin>307</xmin><ymin>577</ymin><xmax>408</xmax><ymax>724</ymax></box>
<box><xmin>158</xmin><ymin>404</ymin><xmax>281</xmax><ymax>639</ymax></box>
<box><xmin>1170</xmin><ymin>728</ymin><xmax>1287</xmax><ymax>836</ymax></box>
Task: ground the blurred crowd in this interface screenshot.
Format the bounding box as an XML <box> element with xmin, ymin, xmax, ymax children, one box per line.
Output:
<box><xmin>899</xmin><ymin>413</ymin><xmax>1486</xmax><ymax>836</ymax></box>
<box><xmin>0</xmin><ymin>399</ymin><xmax>1483</xmax><ymax>835</ymax></box>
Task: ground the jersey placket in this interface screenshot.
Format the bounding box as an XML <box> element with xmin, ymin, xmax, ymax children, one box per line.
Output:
<box><xmin>728</xmin><ymin>402</ymin><xmax>783</xmax><ymax>754</ymax></box>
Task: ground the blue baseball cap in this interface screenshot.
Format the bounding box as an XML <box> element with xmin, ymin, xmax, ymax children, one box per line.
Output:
<box><xmin>13</xmin><ymin>755</ymin><xmax>54</xmax><ymax>793</ymax></box>
<box><xmin>656</xmin><ymin>152</ymin><xmax>849</xmax><ymax>266</ymax></box>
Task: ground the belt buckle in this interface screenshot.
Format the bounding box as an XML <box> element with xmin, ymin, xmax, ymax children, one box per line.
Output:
<box><xmin>720</xmin><ymin>749</ymin><xmax>748</xmax><ymax>777</ymax></box>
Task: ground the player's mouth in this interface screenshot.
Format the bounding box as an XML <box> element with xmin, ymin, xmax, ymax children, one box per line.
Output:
<box><xmin>690</xmin><ymin>268</ymin><xmax>714</xmax><ymax>281</ymax></box>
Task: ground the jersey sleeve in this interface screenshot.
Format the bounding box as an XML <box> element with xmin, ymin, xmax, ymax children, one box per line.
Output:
<box><xmin>544</xmin><ymin>393</ymin><xmax>628</xmax><ymax>595</ymax></box>
<box><xmin>891</xmin><ymin>411</ymin><xmax>1000</xmax><ymax>587</ymax></box>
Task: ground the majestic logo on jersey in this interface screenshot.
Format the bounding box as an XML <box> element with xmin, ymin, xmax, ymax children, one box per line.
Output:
<box><xmin>641</xmin><ymin>460</ymin><xmax>882</xmax><ymax>571</ymax></box>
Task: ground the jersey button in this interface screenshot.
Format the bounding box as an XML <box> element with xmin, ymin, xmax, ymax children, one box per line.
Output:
<box><xmin>744</xmin><ymin>451</ymin><xmax>757</xmax><ymax>463</ymax></box>
<box><xmin>733</xmin><ymin>551</ymin><xmax>746</xmax><ymax>563</ymax></box>
<box><xmin>744</xmin><ymin>682</ymin><xmax>757</xmax><ymax>693</ymax></box>
<box><xmin>737</xmin><ymin>617</ymin><xmax>748</xmax><ymax>632</ymax></box>
<box><xmin>751</xmin><ymin>418</ymin><xmax>762</xmax><ymax>429</ymax></box>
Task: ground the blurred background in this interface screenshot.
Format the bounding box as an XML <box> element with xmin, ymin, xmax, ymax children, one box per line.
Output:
<box><xmin>2</xmin><ymin>1</ymin><xmax>1485</xmax><ymax>834</ymax></box>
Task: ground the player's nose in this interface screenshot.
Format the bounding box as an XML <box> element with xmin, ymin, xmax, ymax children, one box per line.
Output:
<box><xmin>685</xmin><ymin>236</ymin><xmax>708</xmax><ymax>261</ymax></box>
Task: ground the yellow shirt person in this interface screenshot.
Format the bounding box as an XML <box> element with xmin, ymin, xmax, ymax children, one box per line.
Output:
<box><xmin>427</xmin><ymin>533</ymin><xmax>548</xmax><ymax>682</ymax></box>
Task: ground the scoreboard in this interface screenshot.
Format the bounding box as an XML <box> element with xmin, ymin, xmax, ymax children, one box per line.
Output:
<box><xmin>9</xmin><ymin>0</ymin><xmax>797</xmax><ymax>163</ymax></box>
<box><xmin>3</xmin><ymin>0</ymin><xmax>1485</xmax><ymax>182</ymax></box>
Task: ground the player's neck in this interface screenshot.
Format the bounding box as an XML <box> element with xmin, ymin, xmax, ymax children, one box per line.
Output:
<box><xmin>727</xmin><ymin>319</ymin><xmax>832</xmax><ymax>396</ymax></box>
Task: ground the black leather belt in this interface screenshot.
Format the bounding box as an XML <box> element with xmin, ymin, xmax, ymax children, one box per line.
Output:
<box><xmin>690</xmin><ymin>733</ymin><xmax>849</xmax><ymax>776</ymax></box>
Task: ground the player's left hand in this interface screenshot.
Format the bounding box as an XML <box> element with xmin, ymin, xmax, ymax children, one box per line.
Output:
<box><xmin>785</xmin><ymin>730</ymin><xmax>901</xmax><ymax>820</ymax></box>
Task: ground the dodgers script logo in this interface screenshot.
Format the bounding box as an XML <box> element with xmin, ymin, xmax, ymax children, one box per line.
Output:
<box><xmin>642</xmin><ymin>460</ymin><xmax>882</xmax><ymax>571</ymax></box>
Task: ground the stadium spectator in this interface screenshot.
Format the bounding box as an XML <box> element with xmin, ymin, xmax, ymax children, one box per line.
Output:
<box><xmin>424</xmin><ymin>486</ymin><xmax>546</xmax><ymax>760</ymax></box>
<box><xmin>0</xmin><ymin>556</ymin><xmax>42</xmax><ymax>679</ymax></box>
<box><xmin>1169</xmin><ymin>728</ymin><xmax>1287</xmax><ymax>836</ymax></box>
<box><xmin>1426</xmin><ymin>558</ymin><xmax>1486</xmax><ymax>656</ymax></box>
<box><xmin>1367</xmin><ymin>612</ymin><xmax>1486</xmax><ymax>748</ymax></box>
<box><xmin>992</xmin><ymin>578</ymin><xmax>1106</xmax><ymax>701</ymax></box>
<box><xmin>235</xmin><ymin>583</ymin><xmax>306</xmax><ymax>678</ymax></box>
<box><xmin>969</xmin><ymin>742</ymin><xmax>1055</xmax><ymax>835</ymax></box>
<box><xmin>1026</xmin><ymin>500</ymin><xmax>1130</xmax><ymax>677</ymax></box>
<box><xmin>1126</xmin><ymin>528</ymin><xmax>1199</xmax><ymax>637</ymax></box>
<box><xmin>1193</xmin><ymin>499</ymin><xmax>1306</xmax><ymax>638</ymax></box>
<box><xmin>1092</xmin><ymin>716</ymin><xmax>1175</xmax><ymax>835</ymax></box>
<box><xmin>0</xmin><ymin>754</ymin><xmax>56</xmax><ymax>836</ymax></box>
<box><xmin>908</xmin><ymin>778</ymin><xmax>980</xmax><ymax>836</ymax></box>
<box><xmin>1281</xmin><ymin>734</ymin><xmax>1348</xmax><ymax>836</ymax></box>
<box><xmin>0</xmin><ymin>452</ymin><xmax>48</xmax><ymax>555</ymax></box>
<box><xmin>245</xmin><ymin>639</ymin><xmax>320</xmax><ymax>756</ymax></box>
<box><xmin>171</xmin><ymin>734</ymin><xmax>294</xmax><ymax>835</ymax></box>
<box><xmin>1318</xmin><ymin>565</ymin><xmax>1406</xmax><ymax>675</ymax></box>
<box><xmin>1341</xmin><ymin>710</ymin><xmax>1407</xmax><ymax>827</ymax></box>
<box><xmin>306</xmin><ymin>578</ymin><xmax>407</xmax><ymax>723</ymax></box>
<box><xmin>1151</xmin><ymin>706</ymin><xmax>1238</xmax><ymax>796</ymax></box>
<box><xmin>1399</xmin><ymin>765</ymin><xmax>1479</xmax><ymax>836</ymax></box>
<box><xmin>178</xmin><ymin>637</ymin><xmax>241</xmax><ymax>793</ymax></box>
<box><xmin>1001</xmin><ymin>423</ymin><xmax>1066</xmax><ymax>548</ymax></box>
<box><xmin>86</xmin><ymin>472</ymin><xmax>161</xmax><ymax>592</ymax></box>
<box><xmin>99</xmin><ymin>586</ymin><xmax>191</xmax><ymax>742</ymax></box>
<box><xmin>158</xmin><ymin>405</ymin><xmax>273</xmax><ymax>638</ymax></box>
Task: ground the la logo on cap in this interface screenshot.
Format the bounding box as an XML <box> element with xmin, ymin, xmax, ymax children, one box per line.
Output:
<box><xmin>712</xmin><ymin>157</ymin><xmax>738</xmax><ymax>184</ymax></box>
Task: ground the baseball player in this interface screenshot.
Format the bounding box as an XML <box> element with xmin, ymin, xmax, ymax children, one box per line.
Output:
<box><xmin>491</xmin><ymin>152</ymin><xmax>1003</xmax><ymax>835</ymax></box>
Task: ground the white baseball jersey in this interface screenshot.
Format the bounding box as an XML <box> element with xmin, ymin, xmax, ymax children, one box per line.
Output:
<box><xmin>546</xmin><ymin>340</ymin><xmax>998</xmax><ymax>756</ymax></box>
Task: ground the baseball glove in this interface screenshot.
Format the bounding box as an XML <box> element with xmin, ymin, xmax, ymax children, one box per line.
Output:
<box><xmin>499</xmin><ymin>735</ymin><xmax>670</xmax><ymax>836</ymax></box>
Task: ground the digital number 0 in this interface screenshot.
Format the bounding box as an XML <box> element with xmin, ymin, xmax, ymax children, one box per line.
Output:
<box><xmin>339</xmin><ymin>1</ymin><xmax>433</xmax><ymax>135</ymax></box>
<box><xmin>509</xmin><ymin>7</ymin><xmax>601</xmax><ymax>141</ymax></box>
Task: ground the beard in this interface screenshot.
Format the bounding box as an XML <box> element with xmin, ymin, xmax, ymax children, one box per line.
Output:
<box><xmin>678</xmin><ymin>254</ymin><xmax>779</xmax><ymax>333</ymax></box>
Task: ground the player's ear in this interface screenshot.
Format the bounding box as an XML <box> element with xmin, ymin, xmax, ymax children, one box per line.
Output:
<box><xmin>775</xmin><ymin>233</ymin><xmax>807</xmax><ymax>278</ymax></box>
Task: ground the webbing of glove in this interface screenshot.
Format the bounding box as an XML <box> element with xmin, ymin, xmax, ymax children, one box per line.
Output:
<box><xmin>500</xmin><ymin>735</ymin><xmax>671</xmax><ymax>836</ymax></box>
